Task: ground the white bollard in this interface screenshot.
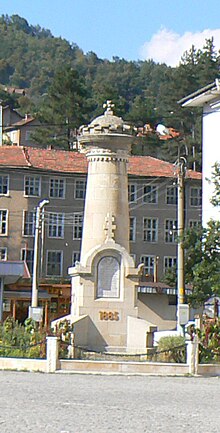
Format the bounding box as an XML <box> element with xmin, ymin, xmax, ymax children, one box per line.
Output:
<box><xmin>46</xmin><ymin>336</ymin><xmax>59</xmax><ymax>373</ymax></box>
<box><xmin>187</xmin><ymin>338</ymin><xmax>199</xmax><ymax>375</ymax></box>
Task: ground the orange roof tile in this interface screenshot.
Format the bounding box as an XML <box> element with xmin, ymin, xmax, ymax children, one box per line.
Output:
<box><xmin>0</xmin><ymin>146</ymin><xmax>201</xmax><ymax>179</ymax></box>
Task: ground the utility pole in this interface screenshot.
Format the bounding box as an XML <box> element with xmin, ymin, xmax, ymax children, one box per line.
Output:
<box><xmin>177</xmin><ymin>157</ymin><xmax>189</xmax><ymax>333</ymax></box>
<box><xmin>29</xmin><ymin>199</ymin><xmax>49</xmax><ymax>320</ymax></box>
<box><xmin>0</xmin><ymin>102</ymin><xmax>3</xmax><ymax>146</ymax></box>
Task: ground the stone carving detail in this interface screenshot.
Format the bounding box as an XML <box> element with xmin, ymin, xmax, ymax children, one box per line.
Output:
<box><xmin>97</xmin><ymin>256</ymin><xmax>120</xmax><ymax>298</ymax></box>
<box><xmin>104</xmin><ymin>212</ymin><xmax>116</xmax><ymax>241</ymax></box>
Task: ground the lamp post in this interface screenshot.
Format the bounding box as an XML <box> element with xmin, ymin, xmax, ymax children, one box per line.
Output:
<box><xmin>29</xmin><ymin>199</ymin><xmax>49</xmax><ymax>320</ymax></box>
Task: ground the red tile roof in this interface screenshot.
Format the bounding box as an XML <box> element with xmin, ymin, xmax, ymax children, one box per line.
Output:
<box><xmin>0</xmin><ymin>146</ymin><xmax>201</xmax><ymax>179</ymax></box>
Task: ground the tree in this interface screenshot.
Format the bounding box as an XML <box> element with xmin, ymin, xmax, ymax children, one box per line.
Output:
<box><xmin>184</xmin><ymin>221</ymin><xmax>220</xmax><ymax>307</ymax></box>
<box><xmin>163</xmin><ymin>164</ymin><xmax>220</xmax><ymax>306</ymax></box>
<box><xmin>210</xmin><ymin>162</ymin><xmax>220</xmax><ymax>207</ymax></box>
<box><xmin>33</xmin><ymin>66</ymin><xmax>91</xmax><ymax>149</ymax></box>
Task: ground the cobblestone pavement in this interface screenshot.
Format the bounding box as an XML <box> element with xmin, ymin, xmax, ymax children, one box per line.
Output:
<box><xmin>0</xmin><ymin>371</ymin><xmax>219</xmax><ymax>433</ymax></box>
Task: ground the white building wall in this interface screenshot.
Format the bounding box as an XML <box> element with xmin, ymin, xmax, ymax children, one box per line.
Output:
<box><xmin>202</xmin><ymin>105</ymin><xmax>220</xmax><ymax>225</ymax></box>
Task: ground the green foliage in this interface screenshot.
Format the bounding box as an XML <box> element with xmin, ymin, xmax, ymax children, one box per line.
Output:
<box><xmin>1</xmin><ymin>14</ymin><xmax>220</xmax><ymax>163</ymax></box>
<box><xmin>210</xmin><ymin>162</ymin><xmax>220</xmax><ymax>207</ymax></box>
<box><xmin>32</xmin><ymin>66</ymin><xmax>91</xmax><ymax>149</ymax></box>
<box><xmin>184</xmin><ymin>221</ymin><xmax>220</xmax><ymax>307</ymax></box>
<box><xmin>157</xmin><ymin>335</ymin><xmax>186</xmax><ymax>363</ymax></box>
<box><xmin>198</xmin><ymin>319</ymin><xmax>220</xmax><ymax>363</ymax></box>
<box><xmin>0</xmin><ymin>316</ymin><xmax>46</xmax><ymax>358</ymax></box>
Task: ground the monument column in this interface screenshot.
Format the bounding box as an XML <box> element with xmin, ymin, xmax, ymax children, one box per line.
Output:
<box><xmin>78</xmin><ymin>102</ymin><xmax>133</xmax><ymax>262</ymax></box>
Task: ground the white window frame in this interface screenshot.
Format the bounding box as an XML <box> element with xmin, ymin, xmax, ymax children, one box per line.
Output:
<box><xmin>129</xmin><ymin>216</ymin><xmax>136</xmax><ymax>241</ymax></box>
<box><xmin>165</xmin><ymin>219</ymin><xmax>177</xmax><ymax>243</ymax></box>
<box><xmin>143</xmin><ymin>217</ymin><xmax>158</xmax><ymax>242</ymax></box>
<box><xmin>0</xmin><ymin>210</ymin><xmax>8</xmax><ymax>235</ymax></box>
<box><xmin>22</xmin><ymin>210</ymin><xmax>35</xmax><ymax>236</ymax></box>
<box><xmin>24</xmin><ymin>175</ymin><xmax>41</xmax><ymax>197</ymax></box>
<box><xmin>0</xmin><ymin>175</ymin><xmax>9</xmax><ymax>196</ymax></box>
<box><xmin>128</xmin><ymin>183</ymin><xmax>137</xmax><ymax>202</ymax></box>
<box><xmin>73</xmin><ymin>213</ymin><xmax>83</xmax><ymax>239</ymax></box>
<box><xmin>190</xmin><ymin>187</ymin><xmax>202</xmax><ymax>207</ymax></box>
<box><xmin>48</xmin><ymin>212</ymin><xmax>64</xmax><ymax>238</ymax></box>
<box><xmin>140</xmin><ymin>255</ymin><xmax>155</xmax><ymax>276</ymax></box>
<box><xmin>21</xmin><ymin>248</ymin><xmax>34</xmax><ymax>275</ymax></box>
<box><xmin>74</xmin><ymin>179</ymin><xmax>86</xmax><ymax>199</ymax></box>
<box><xmin>143</xmin><ymin>184</ymin><xmax>158</xmax><ymax>204</ymax></box>
<box><xmin>49</xmin><ymin>177</ymin><xmax>65</xmax><ymax>199</ymax></box>
<box><xmin>46</xmin><ymin>250</ymin><xmax>63</xmax><ymax>277</ymax></box>
<box><xmin>0</xmin><ymin>247</ymin><xmax>7</xmax><ymax>261</ymax></box>
<box><xmin>164</xmin><ymin>256</ymin><xmax>177</xmax><ymax>273</ymax></box>
<box><xmin>166</xmin><ymin>186</ymin><xmax>177</xmax><ymax>205</ymax></box>
<box><xmin>72</xmin><ymin>251</ymin><xmax>80</xmax><ymax>266</ymax></box>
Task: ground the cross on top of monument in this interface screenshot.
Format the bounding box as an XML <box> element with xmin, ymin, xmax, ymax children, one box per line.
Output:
<box><xmin>104</xmin><ymin>212</ymin><xmax>116</xmax><ymax>241</ymax></box>
<box><xmin>103</xmin><ymin>100</ymin><xmax>115</xmax><ymax>115</ymax></box>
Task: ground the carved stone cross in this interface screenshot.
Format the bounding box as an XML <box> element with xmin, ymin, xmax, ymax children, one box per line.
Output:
<box><xmin>103</xmin><ymin>100</ymin><xmax>115</xmax><ymax>114</ymax></box>
<box><xmin>104</xmin><ymin>212</ymin><xmax>116</xmax><ymax>241</ymax></box>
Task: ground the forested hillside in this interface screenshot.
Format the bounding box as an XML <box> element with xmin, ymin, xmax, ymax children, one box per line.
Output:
<box><xmin>1</xmin><ymin>14</ymin><xmax>220</xmax><ymax>168</ymax></box>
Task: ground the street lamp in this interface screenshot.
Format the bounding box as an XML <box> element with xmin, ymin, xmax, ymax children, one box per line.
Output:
<box><xmin>29</xmin><ymin>199</ymin><xmax>49</xmax><ymax>320</ymax></box>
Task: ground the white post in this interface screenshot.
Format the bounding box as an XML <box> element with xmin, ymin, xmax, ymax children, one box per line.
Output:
<box><xmin>46</xmin><ymin>336</ymin><xmax>59</xmax><ymax>373</ymax></box>
<box><xmin>0</xmin><ymin>103</ymin><xmax>2</xmax><ymax>146</ymax></box>
<box><xmin>0</xmin><ymin>277</ymin><xmax>4</xmax><ymax>321</ymax></box>
<box><xmin>177</xmin><ymin>158</ymin><xmax>186</xmax><ymax>333</ymax></box>
<box><xmin>31</xmin><ymin>199</ymin><xmax>49</xmax><ymax>308</ymax></box>
<box><xmin>187</xmin><ymin>338</ymin><xmax>199</xmax><ymax>375</ymax></box>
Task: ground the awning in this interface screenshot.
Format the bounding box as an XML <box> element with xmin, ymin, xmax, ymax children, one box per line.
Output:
<box><xmin>0</xmin><ymin>261</ymin><xmax>30</xmax><ymax>284</ymax></box>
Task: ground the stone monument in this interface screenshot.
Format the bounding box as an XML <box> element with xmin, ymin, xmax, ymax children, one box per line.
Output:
<box><xmin>68</xmin><ymin>101</ymin><xmax>155</xmax><ymax>352</ymax></box>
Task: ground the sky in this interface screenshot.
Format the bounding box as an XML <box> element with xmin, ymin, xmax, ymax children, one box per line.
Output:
<box><xmin>1</xmin><ymin>0</ymin><xmax>220</xmax><ymax>66</ymax></box>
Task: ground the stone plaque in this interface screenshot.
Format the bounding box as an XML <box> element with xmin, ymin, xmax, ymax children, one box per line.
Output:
<box><xmin>97</xmin><ymin>256</ymin><xmax>120</xmax><ymax>298</ymax></box>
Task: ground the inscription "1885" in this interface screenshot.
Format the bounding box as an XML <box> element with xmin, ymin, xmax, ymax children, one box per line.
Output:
<box><xmin>99</xmin><ymin>311</ymin><xmax>119</xmax><ymax>321</ymax></box>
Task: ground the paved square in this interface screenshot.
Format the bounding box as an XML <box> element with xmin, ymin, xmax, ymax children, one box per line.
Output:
<box><xmin>0</xmin><ymin>371</ymin><xmax>219</xmax><ymax>433</ymax></box>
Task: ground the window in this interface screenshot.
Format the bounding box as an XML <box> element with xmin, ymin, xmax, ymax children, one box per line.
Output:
<box><xmin>46</xmin><ymin>250</ymin><xmax>63</xmax><ymax>276</ymax></box>
<box><xmin>0</xmin><ymin>247</ymin><xmax>7</xmax><ymax>261</ymax></box>
<box><xmin>0</xmin><ymin>210</ymin><xmax>8</xmax><ymax>235</ymax></box>
<box><xmin>128</xmin><ymin>183</ymin><xmax>137</xmax><ymax>202</ymax></box>
<box><xmin>24</xmin><ymin>176</ymin><xmax>40</xmax><ymax>196</ymax></box>
<box><xmin>166</xmin><ymin>186</ymin><xmax>177</xmax><ymax>205</ymax></box>
<box><xmin>21</xmin><ymin>249</ymin><xmax>34</xmax><ymax>274</ymax></box>
<box><xmin>140</xmin><ymin>255</ymin><xmax>155</xmax><ymax>276</ymax></box>
<box><xmin>165</xmin><ymin>219</ymin><xmax>177</xmax><ymax>243</ymax></box>
<box><xmin>129</xmin><ymin>217</ymin><xmax>136</xmax><ymax>241</ymax></box>
<box><xmin>73</xmin><ymin>213</ymin><xmax>83</xmax><ymax>239</ymax></box>
<box><xmin>164</xmin><ymin>256</ymin><xmax>177</xmax><ymax>273</ymax></box>
<box><xmin>0</xmin><ymin>175</ymin><xmax>9</xmax><ymax>195</ymax></box>
<box><xmin>190</xmin><ymin>187</ymin><xmax>202</xmax><ymax>206</ymax></box>
<box><xmin>23</xmin><ymin>211</ymin><xmax>35</xmax><ymax>236</ymax></box>
<box><xmin>49</xmin><ymin>178</ymin><xmax>65</xmax><ymax>199</ymax></box>
<box><xmin>143</xmin><ymin>185</ymin><xmax>157</xmax><ymax>204</ymax></box>
<box><xmin>48</xmin><ymin>213</ymin><xmax>64</xmax><ymax>238</ymax></box>
<box><xmin>72</xmin><ymin>251</ymin><xmax>80</xmax><ymax>265</ymax></box>
<box><xmin>25</xmin><ymin>130</ymin><xmax>32</xmax><ymax>141</ymax></box>
<box><xmin>74</xmin><ymin>180</ymin><xmax>86</xmax><ymax>199</ymax></box>
<box><xmin>189</xmin><ymin>220</ymin><xmax>201</xmax><ymax>229</ymax></box>
<box><xmin>143</xmin><ymin>218</ymin><xmax>158</xmax><ymax>242</ymax></box>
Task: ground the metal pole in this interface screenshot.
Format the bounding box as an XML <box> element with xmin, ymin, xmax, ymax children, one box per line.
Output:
<box><xmin>0</xmin><ymin>103</ymin><xmax>3</xmax><ymax>146</ymax></box>
<box><xmin>31</xmin><ymin>199</ymin><xmax>49</xmax><ymax>308</ymax></box>
<box><xmin>0</xmin><ymin>277</ymin><xmax>4</xmax><ymax>321</ymax></box>
<box><xmin>177</xmin><ymin>158</ymin><xmax>186</xmax><ymax>331</ymax></box>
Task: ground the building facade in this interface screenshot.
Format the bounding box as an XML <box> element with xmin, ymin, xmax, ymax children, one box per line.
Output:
<box><xmin>0</xmin><ymin>146</ymin><xmax>202</xmax><ymax>323</ymax></box>
<box><xmin>179</xmin><ymin>78</ymin><xmax>220</xmax><ymax>225</ymax></box>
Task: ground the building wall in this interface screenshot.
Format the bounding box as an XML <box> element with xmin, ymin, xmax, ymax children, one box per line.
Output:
<box><xmin>202</xmin><ymin>105</ymin><xmax>220</xmax><ymax>225</ymax></box>
<box><xmin>0</xmin><ymin>166</ymin><xmax>202</xmax><ymax>282</ymax></box>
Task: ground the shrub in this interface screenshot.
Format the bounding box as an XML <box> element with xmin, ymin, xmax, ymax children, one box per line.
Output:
<box><xmin>157</xmin><ymin>335</ymin><xmax>186</xmax><ymax>363</ymax></box>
